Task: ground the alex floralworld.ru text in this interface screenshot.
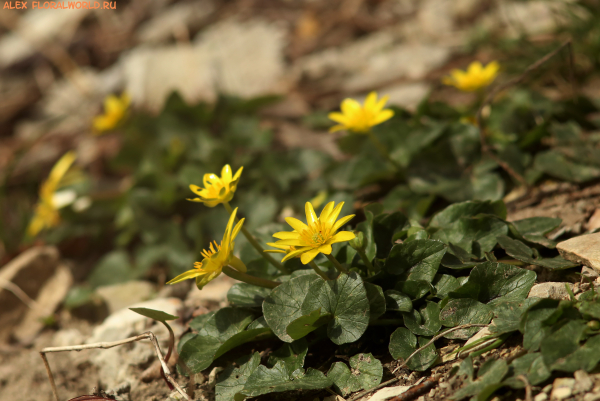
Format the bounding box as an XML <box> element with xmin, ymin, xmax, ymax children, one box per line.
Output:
<box><xmin>3</xmin><ymin>1</ymin><xmax>116</xmax><ymax>9</ymax></box>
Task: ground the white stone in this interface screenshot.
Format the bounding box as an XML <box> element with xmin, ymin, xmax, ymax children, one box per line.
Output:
<box><xmin>385</xmin><ymin>82</ymin><xmax>431</xmax><ymax>111</ymax></box>
<box><xmin>551</xmin><ymin>377</ymin><xmax>575</xmax><ymax>400</ymax></box>
<box><xmin>88</xmin><ymin>297</ymin><xmax>182</xmax><ymax>343</ymax></box>
<box><xmin>574</xmin><ymin>370</ymin><xmax>593</xmax><ymax>394</ymax></box>
<box><xmin>558</xmin><ymin>233</ymin><xmax>600</xmax><ymax>272</ymax></box>
<box><xmin>528</xmin><ymin>282</ymin><xmax>573</xmax><ymax>300</ymax></box>
<box><xmin>367</xmin><ymin>385</ymin><xmax>411</xmax><ymax>401</ymax></box>
<box><xmin>534</xmin><ymin>393</ymin><xmax>548</xmax><ymax>401</ymax></box>
<box><xmin>96</xmin><ymin>280</ymin><xmax>156</xmax><ymax>314</ymax></box>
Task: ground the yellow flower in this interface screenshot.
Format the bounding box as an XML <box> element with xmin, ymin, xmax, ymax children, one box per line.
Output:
<box><xmin>188</xmin><ymin>165</ymin><xmax>243</xmax><ymax>207</ymax></box>
<box><xmin>93</xmin><ymin>93</ymin><xmax>130</xmax><ymax>133</ymax></box>
<box><xmin>27</xmin><ymin>151</ymin><xmax>77</xmax><ymax>237</ymax></box>
<box><xmin>328</xmin><ymin>91</ymin><xmax>394</xmax><ymax>134</ymax></box>
<box><xmin>443</xmin><ymin>61</ymin><xmax>500</xmax><ymax>92</ymax></box>
<box><xmin>167</xmin><ymin>207</ymin><xmax>246</xmax><ymax>290</ymax></box>
<box><xmin>268</xmin><ymin>201</ymin><xmax>356</xmax><ymax>265</ymax></box>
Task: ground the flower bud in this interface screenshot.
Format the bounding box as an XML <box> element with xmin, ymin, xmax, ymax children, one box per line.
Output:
<box><xmin>349</xmin><ymin>231</ymin><xmax>365</xmax><ymax>251</ymax></box>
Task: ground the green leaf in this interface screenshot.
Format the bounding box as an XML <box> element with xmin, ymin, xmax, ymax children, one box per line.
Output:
<box><xmin>373</xmin><ymin>212</ymin><xmax>408</xmax><ymax>258</ymax></box>
<box><xmin>496</xmin><ymin>236</ymin><xmax>577</xmax><ymax>270</ymax></box>
<box><xmin>88</xmin><ymin>250</ymin><xmax>136</xmax><ymax>288</ymax></box>
<box><xmin>541</xmin><ymin>320</ymin><xmax>587</xmax><ymax>369</ymax></box>
<box><xmin>439</xmin><ymin>299</ymin><xmax>493</xmax><ymax>339</ymax></box>
<box><xmin>449</xmin><ymin>262</ymin><xmax>536</xmax><ymax>306</ymax></box>
<box><xmin>129</xmin><ymin>307</ymin><xmax>178</xmax><ymax>322</ymax></box>
<box><xmin>356</xmin><ymin>205</ymin><xmax>378</xmax><ymax>262</ymax></box>
<box><xmin>384</xmin><ymin>290</ymin><xmax>413</xmax><ymax>312</ymax></box>
<box><xmin>216</xmin><ymin>352</ymin><xmax>261</xmax><ymax>401</ymax></box>
<box><xmin>263</xmin><ymin>274</ymin><xmax>321</xmax><ymax>342</ymax></box>
<box><xmin>365</xmin><ymin>283</ymin><xmax>387</xmax><ymax>321</ymax></box>
<box><xmin>385</xmin><ymin>239</ymin><xmax>446</xmax><ymax>277</ymax></box>
<box><xmin>286</xmin><ymin>308</ymin><xmax>332</xmax><ymax>341</ymax></box>
<box><xmin>451</xmin><ymin>359</ymin><xmax>508</xmax><ymax>401</ymax></box>
<box><xmin>432</xmin><ymin>274</ymin><xmax>460</xmax><ymax>299</ymax></box>
<box><xmin>534</xmin><ymin>149</ymin><xmax>600</xmax><ymax>183</ymax></box>
<box><xmin>503</xmin><ymin>353</ymin><xmax>551</xmax><ymax>388</ymax></box>
<box><xmin>579</xmin><ymin>301</ymin><xmax>600</xmax><ymax>320</ymax></box>
<box><xmin>228</xmin><ymin>283</ymin><xmax>272</xmax><ymax>308</ymax></box>
<box><xmin>429</xmin><ymin>200</ymin><xmax>507</xmax><ymax>229</ymax></box>
<box><xmin>403</xmin><ymin>301</ymin><xmax>441</xmax><ymax>336</ymax></box>
<box><xmin>179</xmin><ymin>308</ymin><xmax>271</xmax><ymax>373</ymax></box>
<box><xmin>520</xmin><ymin>298</ymin><xmax>561</xmax><ymax>351</ymax></box>
<box><xmin>327</xmin><ymin>353</ymin><xmax>383</xmax><ymax>396</ymax></box>
<box><xmin>432</xmin><ymin>216</ymin><xmax>508</xmax><ymax>259</ymax></box>
<box><xmin>551</xmin><ymin>334</ymin><xmax>600</xmax><ymax>372</ymax></box>
<box><xmin>389</xmin><ymin>328</ymin><xmax>437</xmax><ymax>371</ymax></box>
<box><xmin>240</xmin><ymin>361</ymin><xmax>332</xmax><ymax>397</ymax></box>
<box><xmin>511</xmin><ymin>217</ymin><xmax>561</xmax><ymax>237</ymax></box>
<box><xmin>267</xmin><ymin>339</ymin><xmax>309</xmax><ymax>376</ymax></box>
<box><xmin>395</xmin><ymin>279</ymin><xmax>434</xmax><ymax>300</ymax></box>
<box><xmin>302</xmin><ymin>272</ymin><xmax>370</xmax><ymax>344</ymax></box>
<box><xmin>489</xmin><ymin>299</ymin><xmax>540</xmax><ymax>335</ymax></box>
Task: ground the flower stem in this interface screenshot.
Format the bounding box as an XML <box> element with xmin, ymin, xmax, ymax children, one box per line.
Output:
<box><xmin>325</xmin><ymin>253</ymin><xmax>348</xmax><ymax>274</ymax></box>
<box><xmin>158</xmin><ymin>321</ymin><xmax>175</xmax><ymax>390</ymax></box>
<box><xmin>223</xmin><ymin>202</ymin><xmax>289</xmax><ymax>274</ymax></box>
<box><xmin>367</xmin><ymin>130</ymin><xmax>402</xmax><ymax>171</ymax></box>
<box><xmin>222</xmin><ymin>265</ymin><xmax>281</xmax><ymax>289</ymax></box>
<box><xmin>357</xmin><ymin>249</ymin><xmax>374</xmax><ymax>271</ymax></box>
<box><xmin>309</xmin><ymin>261</ymin><xmax>329</xmax><ymax>280</ymax></box>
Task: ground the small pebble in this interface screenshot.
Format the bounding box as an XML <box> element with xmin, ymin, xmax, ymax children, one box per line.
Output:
<box><xmin>534</xmin><ymin>392</ymin><xmax>548</xmax><ymax>401</ymax></box>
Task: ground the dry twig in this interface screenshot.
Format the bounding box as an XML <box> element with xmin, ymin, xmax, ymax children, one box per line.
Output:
<box><xmin>40</xmin><ymin>331</ymin><xmax>190</xmax><ymax>401</ymax></box>
<box><xmin>347</xmin><ymin>324</ymin><xmax>488</xmax><ymax>401</ymax></box>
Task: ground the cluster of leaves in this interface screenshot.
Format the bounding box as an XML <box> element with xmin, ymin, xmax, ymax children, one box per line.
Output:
<box><xmin>452</xmin><ymin>289</ymin><xmax>600</xmax><ymax>401</ymax></box>
<box><xmin>171</xmin><ymin>199</ymin><xmax>591</xmax><ymax>399</ymax></box>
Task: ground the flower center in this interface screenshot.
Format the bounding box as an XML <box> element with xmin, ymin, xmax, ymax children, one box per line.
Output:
<box><xmin>311</xmin><ymin>231</ymin><xmax>325</xmax><ymax>245</ymax></box>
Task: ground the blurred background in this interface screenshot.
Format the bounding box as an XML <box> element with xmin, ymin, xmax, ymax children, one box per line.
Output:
<box><xmin>1</xmin><ymin>0</ymin><xmax>600</xmax><ymax>399</ymax></box>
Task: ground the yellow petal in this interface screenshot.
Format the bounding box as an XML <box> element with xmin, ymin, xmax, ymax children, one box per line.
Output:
<box><xmin>341</xmin><ymin>98</ymin><xmax>361</xmax><ymax>115</ymax></box>
<box><xmin>326</xmin><ymin>202</ymin><xmax>345</xmax><ymax>227</ymax></box>
<box><xmin>196</xmin><ymin>270</ymin><xmax>220</xmax><ymax>290</ymax></box>
<box><xmin>328</xmin><ymin>112</ymin><xmax>350</xmax><ymax>125</ymax></box>
<box><xmin>266</xmin><ymin>242</ymin><xmax>290</xmax><ymax>250</ymax></box>
<box><xmin>285</xmin><ymin>217</ymin><xmax>309</xmax><ymax>233</ymax></box>
<box><xmin>203</xmin><ymin>173</ymin><xmax>219</xmax><ymax>187</ymax></box>
<box><xmin>272</xmin><ymin>231</ymin><xmax>299</xmax><ymax>240</ymax></box>
<box><xmin>222</xmin><ymin>164</ymin><xmax>232</xmax><ymax>183</ymax></box>
<box><xmin>282</xmin><ymin>247</ymin><xmax>308</xmax><ymax>262</ymax></box>
<box><xmin>305</xmin><ymin>202</ymin><xmax>318</xmax><ymax>225</ymax></box>
<box><xmin>364</xmin><ymin>92</ymin><xmax>378</xmax><ymax>110</ymax></box>
<box><xmin>189</xmin><ymin>184</ymin><xmax>204</xmax><ymax>196</ymax></box>
<box><xmin>232</xmin><ymin>219</ymin><xmax>244</xmax><ymax>241</ymax></box>
<box><xmin>300</xmin><ymin>248</ymin><xmax>321</xmax><ymax>264</ymax></box>
<box><xmin>166</xmin><ymin>269</ymin><xmax>203</xmax><ymax>285</ymax></box>
<box><xmin>319</xmin><ymin>201</ymin><xmax>335</xmax><ymax>223</ymax></box>
<box><xmin>229</xmin><ymin>255</ymin><xmax>247</xmax><ymax>273</ymax></box>
<box><xmin>274</xmin><ymin>239</ymin><xmax>305</xmax><ymax>247</ymax></box>
<box><xmin>264</xmin><ymin>249</ymin><xmax>286</xmax><ymax>254</ymax></box>
<box><xmin>373</xmin><ymin>109</ymin><xmax>394</xmax><ymax>125</ymax></box>
<box><xmin>330</xmin><ymin>231</ymin><xmax>356</xmax><ymax>244</ymax></box>
<box><xmin>233</xmin><ymin>166</ymin><xmax>244</xmax><ymax>181</ymax></box>
<box><xmin>331</xmin><ymin>214</ymin><xmax>355</xmax><ymax>233</ymax></box>
<box><xmin>317</xmin><ymin>244</ymin><xmax>332</xmax><ymax>255</ymax></box>
<box><xmin>468</xmin><ymin>61</ymin><xmax>483</xmax><ymax>74</ymax></box>
<box><xmin>374</xmin><ymin>95</ymin><xmax>390</xmax><ymax>112</ymax></box>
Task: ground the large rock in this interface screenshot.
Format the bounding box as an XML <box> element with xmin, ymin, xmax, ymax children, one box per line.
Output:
<box><xmin>557</xmin><ymin>233</ymin><xmax>600</xmax><ymax>272</ymax></box>
<box><xmin>96</xmin><ymin>280</ymin><xmax>156</xmax><ymax>314</ymax></box>
<box><xmin>528</xmin><ymin>282</ymin><xmax>573</xmax><ymax>300</ymax></box>
<box><xmin>0</xmin><ymin>246</ymin><xmax>60</xmax><ymax>343</ymax></box>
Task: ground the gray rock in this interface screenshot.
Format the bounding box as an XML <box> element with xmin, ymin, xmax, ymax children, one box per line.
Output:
<box><xmin>96</xmin><ymin>280</ymin><xmax>156</xmax><ymax>314</ymax></box>
<box><xmin>557</xmin><ymin>233</ymin><xmax>600</xmax><ymax>272</ymax></box>
<box><xmin>582</xmin><ymin>266</ymin><xmax>599</xmax><ymax>279</ymax></box>
<box><xmin>528</xmin><ymin>282</ymin><xmax>573</xmax><ymax>300</ymax></box>
<box><xmin>574</xmin><ymin>370</ymin><xmax>593</xmax><ymax>394</ymax></box>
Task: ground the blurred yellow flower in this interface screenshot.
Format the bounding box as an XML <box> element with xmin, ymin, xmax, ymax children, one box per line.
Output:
<box><xmin>93</xmin><ymin>93</ymin><xmax>130</xmax><ymax>133</ymax></box>
<box><xmin>443</xmin><ymin>61</ymin><xmax>500</xmax><ymax>92</ymax></box>
<box><xmin>269</xmin><ymin>201</ymin><xmax>356</xmax><ymax>265</ymax></box>
<box><xmin>27</xmin><ymin>151</ymin><xmax>77</xmax><ymax>237</ymax></box>
<box><xmin>167</xmin><ymin>207</ymin><xmax>246</xmax><ymax>290</ymax></box>
<box><xmin>328</xmin><ymin>92</ymin><xmax>394</xmax><ymax>134</ymax></box>
<box><xmin>188</xmin><ymin>165</ymin><xmax>243</xmax><ymax>207</ymax></box>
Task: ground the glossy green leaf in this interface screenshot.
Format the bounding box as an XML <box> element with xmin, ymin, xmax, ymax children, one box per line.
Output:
<box><xmin>451</xmin><ymin>359</ymin><xmax>508</xmax><ymax>401</ymax></box>
<box><xmin>428</xmin><ymin>200</ymin><xmax>507</xmax><ymax>229</ymax></box>
<box><xmin>302</xmin><ymin>272</ymin><xmax>370</xmax><ymax>344</ymax></box>
<box><xmin>403</xmin><ymin>301</ymin><xmax>441</xmax><ymax>336</ymax></box>
<box><xmin>439</xmin><ymin>299</ymin><xmax>493</xmax><ymax>339</ymax></box>
<box><xmin>267</xmin><ymin>339</ymin><xmax>309</xmax><ymax>376</ymax></box>
<box><xmin>395</xmin><ymin>279</ymin><xmax>434</xmax><ymax>300</ymax></box>
<box><xmin>384</xmin><ymin>239</ymin><xmax>446</xmax><ymax>277</ymax></box>
<box><xmin>489</xmin><ymin>299</ymin><xmax>540</xmax><ymax>335</ymax></box>
<box><xmin>497</xmin><ymin>236</ymin><xmax>577</xmax><ymax>270</ymax></box>
<box><xmin>263</xmin><ymin>274</ymin><xmax>321</xmax><ymax>342</ymax></box>
<box><xmin>503</xmin><ymin>353</ymin><xmax>551</xmax><ymax>389</ymax></box>
<box><xmin>129</xmin><ymin>307</ymin><xmax>178</xmax><ymax>322</ymax></box>
<box><xmin>432</xmin><ymin>216</ymin><xmax>508</xmax><ymax>259</ymax></box>
<box><xmin>327</xmin><ymin>353</ymin><xmax>383</xmax><ymax>396</ymax></box>
<box><xmin>520</xmin><ymin>298</ymin><xmax>561</xmax><ymax>351</ymax></box>
<box><xmin>432</xmin><ymin>274</ymin><xmax>460</xmax><ymax>299</ymax></box>
<box><xmin>551</xmin><ymin>334</ymin><xmax>600</xmax><ymax>372</ymax></box>
<box><xmin>389</xmin><ymin>328</ymin><xmax>437</xmax><ymax>371</ymax></box>
<box><xmin>541</xmin><ymin>320</ymin><xmax>587</xmax><ymax>369</ymax></box>
<box><xmin>365</xmin><ymin>282</ymin><xmax>387</xmax><ymax>321</ymax></box>
<box><xmin>286</xmin><ymin>308</ymin><xmax>332</xmax><ymax>341</ymax></box>
<box><xmin>449</xmin><ymin>262</ymin><xmax>536</xmax><ymax>306</ymax></box>
<box><xmin>384</xmin><ymin>290</ymin><xmax>412</xmax><ymax>312</ymax></box>
<box><xmin>227</xmin><ymin>283</ymin><xmax>273</xmax><ymax>308</ymax></box>
<box><xmin>240</xmin><ymin>361</ymin><xmax>332</xmax><ymax>397</ymax></box>
<box><xmin>216</xmin><ymin>352</ymin><xmax>261</xmax><ymax>401</ymax></box>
